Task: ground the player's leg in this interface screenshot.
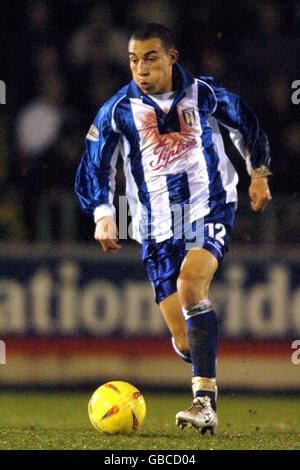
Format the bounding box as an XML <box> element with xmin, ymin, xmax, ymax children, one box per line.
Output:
<box><xmin>177</xmin><ymin>247</ymin><xmax>218</xmax><ymax>303</ymax></box>
<box><xmin>175</xmin><ymin>247</ymin><xmax>219</xmax><ymax>433</ymax></box>
<box><xmin>141</xmin><ymin>238</ymin><xmax>191</xmax><ymax>363</ymax></box>
<box><xmin>175</xmin><ymin>204</ymin><xmax>235</xmax><ymax>433</ymax></box>
<box><xmin>178</xmin><ymin>248</ymin><xmax>219</xmax><ymax>405</ymax></box>
<box><xmin>159</xmin><ymin>292</ymin><xmax>190</xmax><ymax>361</ymax></box>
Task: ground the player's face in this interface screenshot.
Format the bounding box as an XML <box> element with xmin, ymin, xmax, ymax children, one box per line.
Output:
<box><xmin>128</xmin><ymin>37</ymin><xmax>178</xmax><ymax>95</ymax></box>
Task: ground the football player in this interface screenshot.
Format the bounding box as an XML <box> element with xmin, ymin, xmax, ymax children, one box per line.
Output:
<box><xmin>75</xmin><ymin>23</ymin><xmax>272</xmax><ymax>435</ymax></box>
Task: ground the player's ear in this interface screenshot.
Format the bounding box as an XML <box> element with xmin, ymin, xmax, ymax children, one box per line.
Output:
<box><xmin>168</xmin><ymin>49</ymin><xmax>178</xmax><ymax>65</ymax></box>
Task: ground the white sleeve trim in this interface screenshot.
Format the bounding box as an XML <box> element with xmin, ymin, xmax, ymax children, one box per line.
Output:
<box><xmin>111</xmin><ymin>94</ymin><xmax>126</xmax><ymax>133</ymax></box>
<box><xmin>196</xmin><ymin>79</ymin><xmax>218</xmax><ymax>114</ymax></box>
<box><xmin>94</xmin><ymin>204</ymin><xmax>116</xmax><ymax>223</ymax></box>
<box><xmin>220</xmin><ymin>122</ymin><xmax>252</xmax><ymax>176</ymax></box>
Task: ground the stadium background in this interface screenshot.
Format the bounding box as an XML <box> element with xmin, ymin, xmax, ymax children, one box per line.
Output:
<box><xmin>0</xmin><ymin>0</ymin><xmax>300</xmax><ymax>392</ymax></box>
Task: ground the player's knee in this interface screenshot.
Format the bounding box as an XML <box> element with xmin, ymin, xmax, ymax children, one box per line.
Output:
<box><xmin>178</xmin><ymin>267</ymin><xmax>208</xmax><ymax>285</ymax></box>
<box><xmin>177</xmin><ymin>271</ymin><xmax>209</xmax><ymax>303</ymax></box>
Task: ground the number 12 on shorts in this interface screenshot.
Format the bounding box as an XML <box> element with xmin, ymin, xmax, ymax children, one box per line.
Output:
<box><xmin>205</xmin><ymin>223</ymin><xmax>226</xmax><ymax>245</ymax></box>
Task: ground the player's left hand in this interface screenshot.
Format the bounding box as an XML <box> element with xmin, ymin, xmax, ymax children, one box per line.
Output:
<box><xmin>248</xmin><ymin>176</ymin><xmax>272</xmax><ymax>211</ymax></box>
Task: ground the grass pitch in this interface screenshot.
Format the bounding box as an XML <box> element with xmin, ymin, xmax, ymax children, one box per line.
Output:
<box><xmin>0</xmin><ymin>390</ymin><xmax>299</xmax><ymax>451</ymax></box>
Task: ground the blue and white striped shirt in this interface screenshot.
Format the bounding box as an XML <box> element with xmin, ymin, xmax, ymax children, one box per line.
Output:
<box><xmin>75</xmin><ymin>63</ymin><xmax>270</xmax><ymax>242</ymax></box>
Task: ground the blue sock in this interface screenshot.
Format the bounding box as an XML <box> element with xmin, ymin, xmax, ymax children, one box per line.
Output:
<box><xmin>183</xmin><ymin>300</ymin><xmax>218</xmax><ymax>410</ymax></box>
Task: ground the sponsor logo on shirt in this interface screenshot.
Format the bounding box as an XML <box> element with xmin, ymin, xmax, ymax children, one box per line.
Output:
<box><xmin>150</xmin><ymin>137</ymin><xmax>197</xmax><ymax>170</ymax></box>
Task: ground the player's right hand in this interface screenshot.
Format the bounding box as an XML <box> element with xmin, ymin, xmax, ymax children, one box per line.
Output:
<box><xmin>94</xmin><ymin>216</ymin><xmax>122</xmax><ymax>253</ymax></box>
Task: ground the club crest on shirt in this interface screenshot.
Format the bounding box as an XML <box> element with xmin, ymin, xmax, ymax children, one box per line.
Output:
<box><xmin>182</xmin><ymin>108</ymin><xmax>195</xmax><ymax>126</ymax></box>
<box><xmin>86</xmin><ymin>124</ymin><xmax>99</xmax><ymax>141</ymax></box>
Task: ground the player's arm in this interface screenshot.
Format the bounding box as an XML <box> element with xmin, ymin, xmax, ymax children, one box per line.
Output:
<box><xmin>207</xmin><ymin>79</ymin><xmax>272</xmax><ymax>211</ymax></box>
<box><xmin>75</xmin><ymin>104</ymin><xmax>121</xmax><ymax>248</ymax></box>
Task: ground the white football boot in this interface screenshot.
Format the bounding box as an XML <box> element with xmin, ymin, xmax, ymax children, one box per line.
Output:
<box><xmin>175</xmin><ymin>396</ymin><xmax>218</xmax><ymax>435</ymax></box>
